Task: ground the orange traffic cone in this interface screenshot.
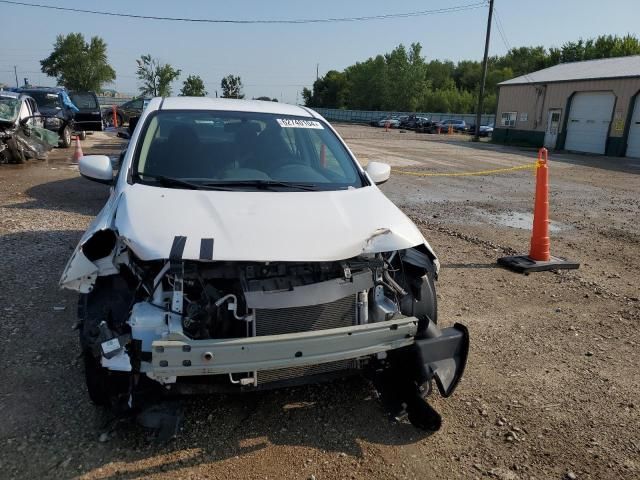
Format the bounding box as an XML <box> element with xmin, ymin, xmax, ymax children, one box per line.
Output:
<box><xmin>72</xmin><ymin>136</ymin><xmax>83</xmax><ymax>163</ymax></box>
<box><xmin>497</xmin><ymin>148</ymin><xmax>579</xmax><ymax>273</ymax></box>
<box><xmin>529</xmin><ymin>148</ymin><xmax>551</xmax><ymax>261</ymax></box>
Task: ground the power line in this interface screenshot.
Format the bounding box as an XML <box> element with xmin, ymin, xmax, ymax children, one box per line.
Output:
<box><xmin>493</xmin><ymin>8</ymin><xmax>511</xmax><ymax>52</ymax></box>
<box><xmin>493</xmin><ymin>8</ymin><xmax>535</xmax><ymax>83</ymax></box>
<box><xmin>0</xmin><ymin>0</ymin><xmax>487</xmax><ymax>24</ymax></box>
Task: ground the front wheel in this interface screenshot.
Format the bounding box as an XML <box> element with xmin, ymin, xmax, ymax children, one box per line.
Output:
<box><xmin>6</xmin><ymin>138</ymin><xmax>26</xmax><ymax>164</ymax></box>
<box><xmin>60</xmin><ymin>125</ymin><xmax>72</xmax><ymax>148</ymax></box>
<box><xmin>78</xmin><ymin>130</ymin><xmax>87</xmax><ymax>141</ymax></box>
<box><xmin>78</xmin><ymin>277</ymin><xmax>133</xmax><ymax>408</ymax></box>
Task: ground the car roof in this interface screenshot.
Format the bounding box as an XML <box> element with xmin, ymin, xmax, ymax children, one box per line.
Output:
<box><xmin>0</xmin><ymin>90</ymin><xmax>21</xmax><ymax>99</ymax></box>
<box><xmin>19</xmin><ymin>87</ymin><xmax>64</xmax><ymax>93</ymax></box>
<box><xmin>158</xmin><ymin>97</ymin><xmax>314</xmax><ymax>117</ymax></box>
<box><xmin>0</xmin><ymin>91</ymin><xmax>34</xmax><ymax>102</ymax></box>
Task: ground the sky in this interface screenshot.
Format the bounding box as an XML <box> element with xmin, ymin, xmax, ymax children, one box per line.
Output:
<box><xmin>1</xmin><ymin>0</ymin><xmax>639</xmax><ymax>103</ymax></box>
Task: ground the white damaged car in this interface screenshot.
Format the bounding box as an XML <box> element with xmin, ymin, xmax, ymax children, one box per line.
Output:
<box><xmin>61</xmin><ymin>97</ymin><xmax>468</xmax><ymax>431</ymax></box>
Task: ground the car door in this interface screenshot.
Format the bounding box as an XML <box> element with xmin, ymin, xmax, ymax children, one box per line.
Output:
<box><xmin>27</xmin><ymin>98</ymin><xmax>43</xmax><ymax>128</ymax></box>
<box><xmin>69</xmin><ymin>92</ymin><xmax>103</xmax><ymax>131</ymax></box>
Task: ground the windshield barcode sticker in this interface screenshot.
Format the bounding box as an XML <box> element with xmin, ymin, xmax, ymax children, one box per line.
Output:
<box><xmin>276</xmin><ymin>119</ymin><xmax>324</xmax><ymax>129</ymax></box>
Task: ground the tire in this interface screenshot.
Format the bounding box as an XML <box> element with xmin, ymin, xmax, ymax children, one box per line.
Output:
<box><xmin>60</xmin><ymin>125</ymin><xmax>72</xmax><ymax>148</ymax></box>
<box><xmin>79</xmin><ymin>130</ymin><xmax>87</xmax><ymax>141</ymax></box>
<box><xmin>6</xmin><ymin>138</ymin><xmax>26</xmax><ymax>164</ymax></box>
<box><xmin>78</xmin><ymin>276</ymin><xmax>133</xmax><ymax>407</ymax></box>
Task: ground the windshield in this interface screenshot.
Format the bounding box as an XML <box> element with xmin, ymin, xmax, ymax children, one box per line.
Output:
<box><xmin>133</xmin><ymin>110</ymin><xmax>365</xmax><ymax>191</ymax></box>
<box><xmin>0</xmin><ymin>97</ymin><xmax>19</xmax><ymax>123</ymax></box>
<box><xmin>27</xmin><ymin>92</ymin><xmax>61</xmax><ymax>109</ymax></box>
<box><xmin>70</xmin><ymin>93</ymin><xmax>98</xmax><ymax>109</ymax></box>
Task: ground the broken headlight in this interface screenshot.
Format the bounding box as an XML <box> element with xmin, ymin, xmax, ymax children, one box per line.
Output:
<box><xmin>44</xmin><ymin>117</ymin><xmax>62</xmax><ymax>128</ymax></box>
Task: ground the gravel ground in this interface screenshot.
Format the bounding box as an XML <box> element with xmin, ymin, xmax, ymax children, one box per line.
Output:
<box><xmin>0</xmin><ymin>126</ymin><xmax>638</xmax><ymax>480</ymax></box>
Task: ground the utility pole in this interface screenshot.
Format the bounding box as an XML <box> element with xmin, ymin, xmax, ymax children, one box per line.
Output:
<box><xmin>14</xmin><ymin>66</ymin><xmax>19</xmax><ymax>88</ymax></box>
<box><xmin>316</xmin><ymin>63</ymin><xmax>319</xmax><ymax>81</ymax></box>
<box><xmin>474</xmin><ymin>0</ymin><xmax>494</xmax><ymax>141</ymax></box>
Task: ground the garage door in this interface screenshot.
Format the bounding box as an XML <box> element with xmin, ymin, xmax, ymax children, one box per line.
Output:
<box><xmin>626</xmin><ymin>95</ymin><xmax>640</xmax><ymax>158</ymax></box>
<box><xmin>565</xmin><ymin>92</ymin><xmax>615</xmax><ymax>154</ymax></box>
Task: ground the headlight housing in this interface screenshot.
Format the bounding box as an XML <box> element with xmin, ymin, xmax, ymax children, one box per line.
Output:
<box><xmin>44</xmin><ymin>117</ymin><xmax>62</xmax><ymax>128</ymax></box>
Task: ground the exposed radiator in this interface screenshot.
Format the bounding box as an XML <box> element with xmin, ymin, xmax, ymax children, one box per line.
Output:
<box><xmin>254</xmin><ymin>294</ymin><xmax>356</xmax><ymax>336</ymax></box>
<box><xmin>257</xmin><ymin>359</ymin><xmax>358</xmax><ymax>385</ymax></box>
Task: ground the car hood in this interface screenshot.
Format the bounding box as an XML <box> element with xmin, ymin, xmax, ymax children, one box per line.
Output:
<box><xmin>114</xmin><ymin>184</ymin><xmax>431</xmax><ymax>262</ymax></box>
<box><xmin>38</xmin><ymin>106</ymin><xmax>62</xmax><ymax>116</ymax></box>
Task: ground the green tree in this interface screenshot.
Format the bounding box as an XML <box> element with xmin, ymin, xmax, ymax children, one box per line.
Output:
<box><xmin>255</xmin><ymin>96</ymin><xmax>272</xmax><ymax>101</ymax></box>
<box><xmin>303</xmin><ymin>70</ymin><xmax>349</xmax><ymax>108</ymax></box>
<box><xmin>180</xmin><ymin>75</ymin><xmax>207</xmax><ymax>96</ymax></box>
<box><xmin>136</xmin><ymin>54</ymin><xmax>181</xmax><ymax>97</ymax></box>
<box><xmin>40</xmin><ymin>33</ymin><xmax>115</xmax><ymax>91</ymax></box>
<box><xmin>426</xmin><ymin>60</ymin><xmax>456</xmax><ymax>90</ymax></box>
<box><xmin>302</xmin><ymin>34</ymin><xmax>640</xmax><ymax>114</ymax></box>
<box><xmin>344</xmin><ymin>55</ymin><xmax>388</xmax><ymax>110</ymax></box>
<box><xmin>221</xmin><ymin>75</ymin><xmax>244</xmax><ymax>99</ymax></box>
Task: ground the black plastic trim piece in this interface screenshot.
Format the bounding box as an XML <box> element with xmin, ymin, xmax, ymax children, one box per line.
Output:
<box><xmin>199</xmin><ymin>238</ymin><xmax>214</xmax><ymax>260</ymax></box>
<box><xmin>169</xmin><ymin>236</ymin><xmax>187</xmax><ymax>260</ymax></box>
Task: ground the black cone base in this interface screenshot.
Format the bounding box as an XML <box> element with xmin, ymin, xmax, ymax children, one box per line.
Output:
<box><xmin>497</xmin><ymin>255</ymin><xmax>580</xmax><ymax>273</ymax></box>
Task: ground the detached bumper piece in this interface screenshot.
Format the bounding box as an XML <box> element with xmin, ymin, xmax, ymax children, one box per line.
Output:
<box><xmin>376</xmin><ymin>319</ymin><xmax>469</xmax><ymax>432</ymax></box>
<box><xmin>412</xmin><ymin>321</ymin><xmax>469</xmax><ymax>398</ymax></box>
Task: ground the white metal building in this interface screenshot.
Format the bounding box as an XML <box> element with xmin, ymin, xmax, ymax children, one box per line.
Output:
<box><xmin>493</xmin><ymin>56</ymin><xmax>640</xmax><ymax>157</ymax></box>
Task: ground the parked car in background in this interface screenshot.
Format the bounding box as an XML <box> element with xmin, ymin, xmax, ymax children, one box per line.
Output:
<box><xmin>377</xmin><ymin>116</ymin><xmax>400</xmax><ymax>128</ymax></box>
<box><xmin>466</xmin><ymin>123</ymin><xmax>494</xmax><ymax>137</ymax></box>
<box><xmin>66</xmin><ymin>97</ymin><xmax>469</xmax><ymax>431</ymax></box>
<box><xmin>0</xmin><ymin>91</ymin><xmax>57</xmax><ymax>163</ymax></box>
<box><xmin>69</xmin><ymin>91</ymin><xmax>103</xmax><ymax>139</ymax></box>
<box><xmin>478</xmin><ymin>123</ymin><xmax>494</xmax><ymax>137</ymax></box>
<box><xmin>102</xmin><ymin>97</ymin><xmax>151</xmax><ymax>127</ymax></box>
<box><xmin>433</xmin><ymin>119</ymin><xmax>469</xmax><ymax>134</ymax></box>
<box><xmin>404</xmin><ymin>116</ymin><xmax>434</xmax><ymax>131</ymax></box>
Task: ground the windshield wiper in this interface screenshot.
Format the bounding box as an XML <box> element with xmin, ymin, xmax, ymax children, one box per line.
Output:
<box><xmin>201</xmin><ymin>180</ymin><xmax>320</xmax><ymax>191</ymax></box>
<box><xmin>137</xmin><ymin>174</ymin><xmax>233</xmax><ymax>191</ymax></box>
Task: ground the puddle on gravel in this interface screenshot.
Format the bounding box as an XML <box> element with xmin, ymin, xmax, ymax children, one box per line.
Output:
<box><xmin>473</xmin><ymin>209</ymin><xmax>569</xmax><ymax>232</ymax></box>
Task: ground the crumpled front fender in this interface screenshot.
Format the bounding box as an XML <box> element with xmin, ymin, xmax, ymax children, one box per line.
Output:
<box><xmin>59</xmin><ymin>192</ymin><xmax>121</xmax><ymax>292</ymax></box>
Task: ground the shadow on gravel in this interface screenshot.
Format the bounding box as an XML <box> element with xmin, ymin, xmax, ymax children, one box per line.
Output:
<box><xmin>79</xmin><ymin>379</ymin><xmax>434</xmax><ymax>479</ymax></box>
<box><xmin>7</xmin><ymin>176</ymin><xmax>110</xmax><ymax>216</ymax></box>
<box><xmin>441</xmin><ymin>262</ymin><xmax>500</xmax><ymax>269</ymax></box>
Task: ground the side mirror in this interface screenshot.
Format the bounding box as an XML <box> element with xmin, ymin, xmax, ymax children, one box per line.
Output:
<box><xmin>79</xmin><ymin>155</ymin><xmax>113</xmax><ymax>184</ymax></box>
<box><xmin>365</xmin><ymin>161</ymin><xmax>391</xmax><ymax>185</ymax></box>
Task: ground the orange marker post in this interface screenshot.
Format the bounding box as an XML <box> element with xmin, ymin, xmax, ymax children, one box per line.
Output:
<box><xmin>112</xmin><ymin>105</ymin><xmax>117</xmax><ymax>128</ymax></box>
<box><xmin>497</xmin><ymin>148</ymin><xmax>579</xmax><ymax>273</ymax></box>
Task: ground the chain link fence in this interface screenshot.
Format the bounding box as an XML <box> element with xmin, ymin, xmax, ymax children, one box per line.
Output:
<box><xmin>96</xmin><ymin>99</ymin><xmax>496</xmax><ymax>126</ymax></box>
<box><xmin>313</xmin><ymin>108</ymin><xmax>495</xmax><ymax>125</ymax></box>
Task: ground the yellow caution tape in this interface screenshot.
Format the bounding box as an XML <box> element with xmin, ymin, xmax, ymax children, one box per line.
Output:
<box><xmin>391</xmin><ymin>162</ymin><xmax>539</xmax><ymax>178</ymax></box>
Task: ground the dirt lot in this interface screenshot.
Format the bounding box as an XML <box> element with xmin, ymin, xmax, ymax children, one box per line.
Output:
<box><xmin>0</xmin><ymin>125</ymin><xmax>638</xmax><ymax>480</ymax></box>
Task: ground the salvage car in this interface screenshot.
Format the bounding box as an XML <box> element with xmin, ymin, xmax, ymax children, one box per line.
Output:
<box><xmin>0</xmin><ymin>91</ymin><xmax>58</xmax><ymax>163</ymax></box>
<box><xmin>62</xmin><ymin>98</ymin><xmax>468</xmax><ymax>431</ymax></box>
<box><xmin>18</xmin><ymin>87</ymin><xmax>78</xmax><ymax>147</ymax></box>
